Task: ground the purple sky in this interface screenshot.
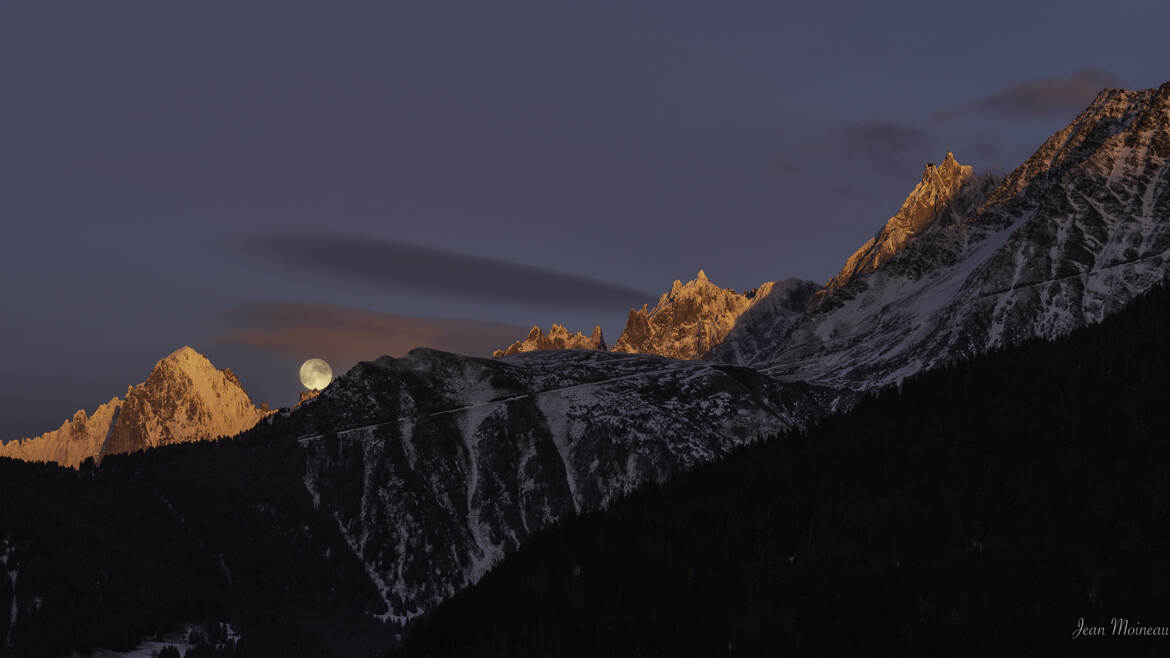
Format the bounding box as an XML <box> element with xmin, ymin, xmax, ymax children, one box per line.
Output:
<box><xmin>3</xmin><ymin>1</ymin><xmax>1168</xmax><ymax>440</ymax></box>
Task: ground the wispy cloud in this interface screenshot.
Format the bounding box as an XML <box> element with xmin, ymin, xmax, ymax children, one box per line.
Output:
<box><xmin>218</xmin><ymin>302</ymin><xmax>529</xmax><ymax>364</ymax></box>
<box><xmin>801</xmin><ymin>122</ymin><xmax>931</xmax><ymax>179</ymax></box>
<box><xmin>933</xmin><ymin>69</ymin><xmax>1123</xmax><ymax>122</ymax></box>
<box><xmin>799</xmin><ymin>184</ymin><xmax>877</xmax><ymax>203</ymax></box>
<box><xmin>840</xmin><ymin>123</ymin><xmax>929</xmax><ymax>159</ymax></box>
<box><xmin>231</xmin><ymin>233</ymin><xmax>654</xmax><ymax>311</ymax></box>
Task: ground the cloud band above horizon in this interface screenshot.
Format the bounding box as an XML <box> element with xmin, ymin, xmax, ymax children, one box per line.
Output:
<box><xmin>233</xmin><ymin>233</ymin><xmax>654</xmax><ymax>311</ymax></box>
<box><xmin>218</xmin><ymin>302</ymin><xmax>530</xmax><ymax>366</ymax></box>
<box><xmin>932</xmin><ymin>69</ymin><xmax>1124</xmax><ymax>122</ymax></box>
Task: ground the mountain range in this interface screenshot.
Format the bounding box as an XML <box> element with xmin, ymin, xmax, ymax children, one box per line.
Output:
<box><xmin>717</xmin><ymin>84</ymin><xmax>1170</xmax><ymax>386</ymax></box>
<box><xmin>290</xmin><ymin>81</ymin><xmax>1170</xmax><ymax>627</ymax></box>
<box><xmin>1</xmin><ymin>82</ymin><xmax>1168</xmax><ymax>656</ymax></box>
<box><xmin>497</xmin><ymin>84</ymin><xmax>1169</xmax><ymax>390</ymax></box>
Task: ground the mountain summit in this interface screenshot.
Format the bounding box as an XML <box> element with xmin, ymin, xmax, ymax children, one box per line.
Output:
<box><xmin>610</xmin><ymin>271</ymin><xmax>777</xmax><ymax>360</ymax></box>
<box><xmin>98</xmin><ymin>346</ymin><xmax>269</xmax><ymax>459</ymax></box>
<box><xmin>824</xmin><ymin>152</ymin><xmax>992</xmax><ymax>292</ymax></box>
<box><xmin>0</xmin><ymin>346</ymin><xmax>268</xmax><ymax>467</ymax></box>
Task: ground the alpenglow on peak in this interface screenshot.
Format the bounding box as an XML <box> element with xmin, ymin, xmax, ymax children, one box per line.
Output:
<box><xmin>492</xmin><ymin>324</ymin><xmax>607</xmax><ymax>358</ymax></box>
<box><xmin>825</xmin><ymin>151</ymin><xmax>993</xmax><ymax>292</ymax></box>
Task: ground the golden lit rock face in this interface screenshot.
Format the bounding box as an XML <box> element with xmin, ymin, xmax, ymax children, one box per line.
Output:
<box><xmin>492</xmin><ymin>272</ymin><xmax>819</xmax><ymax>363</ymax></box>
<box><xmin>0</xmin><ymin>346</ymin><xmax>270</xmax><ymax>468</ymax></box>
<box><xmin>99</xmin><ymin>347</ymin><xmax>269</xmax><ymax>459</ymax></box>
<box><xmin>0</xmin><ymin>398</ymin><xmax>122</xmax><ymax>468</ymax></box>
<box><xmin>826</xmin><ymin>152</ymin><xmax>976</xmax><ymax>292</ymax></box>
<box><xmin>492</xmin><ymin>324</ymin><xmax>607</xmax><ymax>358</ymax></box>
<box><xmin>611</xmin><ymin>271</ymin><xmax>773</xmax><ymax>360</ymax></box>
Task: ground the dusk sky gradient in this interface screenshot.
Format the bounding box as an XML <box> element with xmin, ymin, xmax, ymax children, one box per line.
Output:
<box><xmin>3</xmin><ymin>1</ymin><xmax>1168</xmax><ymax>440</ymax></box>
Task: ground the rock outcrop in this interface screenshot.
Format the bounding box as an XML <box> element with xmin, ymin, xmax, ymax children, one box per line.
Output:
<box><xmin>610</xmin><ymin>271</ymin><xmax>802</xmax><ymax>360</ymax></box>
<box><xmin>822</xmin><ymin>152</ymin><xmax>995</xmax><ymax>292</ymax></box>
<box><xmin>0</xmin><ymin>398</ymin><xmax>122</xmax><ymax>468</ymax></box>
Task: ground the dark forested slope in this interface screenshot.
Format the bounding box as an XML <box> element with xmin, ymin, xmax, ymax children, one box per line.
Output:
<box><xmin>393</xmin><ymin>282</ymin><xmax>1170</xmax><ymax>658</ymax></box>
<box><xmin>0</xmin><ymin>431</ymin><xmax>395</xmax><ymax>657</ymax></box>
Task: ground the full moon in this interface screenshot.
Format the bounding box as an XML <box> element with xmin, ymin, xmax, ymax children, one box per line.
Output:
<box><xmin>299</xmin><ymin>358</ymin><xmax>333</xmax><ymax>390</ymax></box>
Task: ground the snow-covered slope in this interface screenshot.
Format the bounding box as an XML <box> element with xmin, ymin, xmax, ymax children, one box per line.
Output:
<box><xmin>274</xmin><ymin>347</ymin><xmax>842</xmax><ymax>621</ymax></box>
<box><xmin>492</xmin><ymin>324</ymin><xmax>606</xmax><ymax>358</ymax></box>
<box><xmin>698</xmin><ymin>278</ymin><xmax>822</xmax><ymax>367</ymax></box>
<box><xmin>714</xmin><ymin>83</ymin><xmax>1170</xmax><ymax>387</ymax></box>
<box><xmin>0</xmin><ymin>347</ymin><xmax>268</xmax><ymax>467</ymax></box>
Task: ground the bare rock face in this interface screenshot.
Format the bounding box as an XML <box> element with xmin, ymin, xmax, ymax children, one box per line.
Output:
<box><xmin>0</xmin><ymin>347</ymin><xmax>269</xmax><ymax>467</ymax></box>
<box><xmin>492</xmin><ymin>324</ymin><xmax>606</xmax><ymax>358</ymax></box>
<box><xmin>611</xmin><ymin>270</ymin><xmax>792</xmax><ymax>360</ymax></box>
<box><xmin>823</xmin><ymin>152</ymin><xmax>994</xmax><ymax>293</ymax></box>
<box><xmin>0</xmin><ymin>398</ymin><xmax>122</xmax><ymax>468</ymax></box>
<box><xmin>99</xmin><ymin>347</ymin><xmax>269</xmax><ymax>459</ymax></box>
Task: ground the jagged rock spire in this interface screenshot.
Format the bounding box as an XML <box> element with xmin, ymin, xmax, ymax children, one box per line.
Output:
<box><xmin>492</xmin><ymin>324</ymin><xmax>607</xmax><ymax>358</ymax></box>
<box><xmin>612</xmin><ymin>271</ymin><xmax>773</xmax><ymax>360</ymax></box>
<box><xmin>825</xmin><ymin>151</ymin><xmax>985</xmax><ymax>292</ymax></box>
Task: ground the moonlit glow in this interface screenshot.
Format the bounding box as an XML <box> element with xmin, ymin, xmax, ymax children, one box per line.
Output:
<box><xmin>299</xmin><ymin>358</ymin><xmax>333</xmax><ymax>390</ymax></box>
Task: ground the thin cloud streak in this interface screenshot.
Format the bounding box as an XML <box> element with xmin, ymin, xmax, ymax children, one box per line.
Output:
<box><xmin>840</xmin><ymin>123</ymin><xmax>929</xmax><ymax>158</ymax></box>
<box><xmin>933</xmin><ymin>69</ymin><xmax>1124</xmax><ymax>122</ymax></box>
<box><xmin>800</xmin><ymin>122</ymin><xmax>932</xmax><ymax>179</ymax></box>
<box><xmin>232</xmin><ymin>233</ymin><xmax>654</xmax><ymax>311</ymax></box>
<box><xmin>218</xmin><ymin>302</ymin><xmax>529</xmax><ymax>364</ymax></box>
